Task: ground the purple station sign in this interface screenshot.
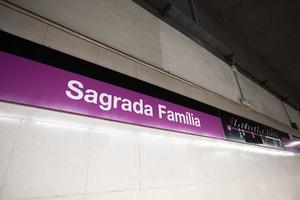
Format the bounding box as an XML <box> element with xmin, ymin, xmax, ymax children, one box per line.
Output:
<box><xmin>0</xmin><ymin>51</ymin><xmax>224</xmax><ymax>139</ymax></box>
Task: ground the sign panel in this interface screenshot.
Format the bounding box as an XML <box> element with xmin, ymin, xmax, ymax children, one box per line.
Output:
<box><xmin>220</xmin><ymin>111</ymin><xmax>300</xmax><ymax>151</ymax></box>
<box><xmin>0</xmin><ymin>51</ymin><xmax>224</xmax><ymax>139</ymax></box>
<box><xmin>1</xmin><ymin>47</ymin><xmax>299</xmax><ymax>153</ymax></box>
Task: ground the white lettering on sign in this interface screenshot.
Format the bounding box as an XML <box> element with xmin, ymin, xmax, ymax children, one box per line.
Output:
<box><xmin>158</xmin><ymin>104</ymin><xmax>201</xmax><ymax>127</ymax></box>
<box><xmin>66</xmin><ymin>80</ymin><xmax>201</xmax><ymax>127</ymax></box>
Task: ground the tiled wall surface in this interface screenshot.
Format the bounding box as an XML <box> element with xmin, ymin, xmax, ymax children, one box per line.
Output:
<box><xmin>0</xmin><ymin>102</ymin><xmax>299</xmax><ymax>200</ymax></box>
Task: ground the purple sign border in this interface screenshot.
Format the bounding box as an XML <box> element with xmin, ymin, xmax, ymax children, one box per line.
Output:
<box><xmin>0</xmin><ymin>51</ymin><xmax>224</xmax><ymax>139</ymax></box>
<box><xmin>1</xmin><ymin>51</ymin><xmax>300</xmax><ymax>153</ymax></box>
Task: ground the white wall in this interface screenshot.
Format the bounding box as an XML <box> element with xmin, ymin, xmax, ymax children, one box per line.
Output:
<box><xmin>0</xmin><ymin>101</ymin><xmax>299</xmax><ymax>200</ymax></box>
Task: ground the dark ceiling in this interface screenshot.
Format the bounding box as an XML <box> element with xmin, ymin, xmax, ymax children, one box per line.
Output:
<box><xmin>133</xmin><ymin>0</ymin><xmax>300</xmax><ymax>110</ymax></box>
